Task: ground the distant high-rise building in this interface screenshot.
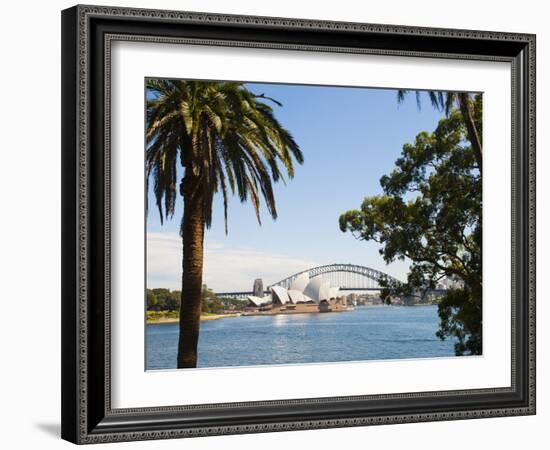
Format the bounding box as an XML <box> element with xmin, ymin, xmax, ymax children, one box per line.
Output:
<box><xmin>253</xmin><ymin>278</ymin><xmax>264</xmax><ymax>297</ymax></box>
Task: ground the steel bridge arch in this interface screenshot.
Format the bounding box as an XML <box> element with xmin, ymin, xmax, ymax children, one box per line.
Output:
<box><xmin>267</xmin><ymin>263</ymin><xmax>401</xmax><ymax>290</ymax></box>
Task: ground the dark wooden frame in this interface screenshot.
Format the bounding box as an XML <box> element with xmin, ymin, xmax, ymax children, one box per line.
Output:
<box><xmin>61</xmin><ymin>4</ymin><xmax>536</xmax><ymax>444</ymax></box>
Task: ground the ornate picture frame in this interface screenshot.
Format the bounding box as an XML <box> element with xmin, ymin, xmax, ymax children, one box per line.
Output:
<box><xmin>61</xmin><ymin>4</ymin><xmax>535</xmax><ymax>444</ymax></box>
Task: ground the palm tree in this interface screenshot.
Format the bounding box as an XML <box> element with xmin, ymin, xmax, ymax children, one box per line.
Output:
<box><xmin>146</xmin><ymin>80</ymin><xmax>303</xmax><ymax>368</ymax></box>
<box><xmin>397</xmin><ymin>90</ymin><xmax>482</xmax><ymax>172</ymax></box>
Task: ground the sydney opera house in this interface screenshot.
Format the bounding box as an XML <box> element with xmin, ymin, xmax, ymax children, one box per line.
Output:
<box><xmin>246</xmin><ymin>273</ymin><xmax>350</xmax><ymax>314</ymax></box>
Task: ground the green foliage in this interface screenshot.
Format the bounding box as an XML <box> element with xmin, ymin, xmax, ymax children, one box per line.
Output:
<box><xmin>147</xmin><ymin>288</ymin><xmax>180</xmax><ymax>311</ymax></box>
<box><xmin>145</xmin><ymin>285</ymin><xmax>247</xmax><ymax>315</ymax></box>
<box><xmin>220</xmin><ymin>298</ymin><xmax>249</xmax><ymax>310</ymax></box>
<box><xmin>397</xmin><ymin>90</ymin><xmax>483</xmax><ymax>172</ymax></box>
<box><xmin>200</xmin><ymin>285</ymin><xmax>224</xmax><ymax>314</ymax></box>
<box><xmin>436</xmin><ymin>288</ymin><xmax>481</xmax><ymax>355</ymax></box>
<box><xmin>339</xmin><ymin>96</ymin><xmax>482</xmax><ymax>355</ymax></box>
<box><xmin>146</xmin><ymin>80</ymin><xmax>304</xmax><ymax>234</ymax></box>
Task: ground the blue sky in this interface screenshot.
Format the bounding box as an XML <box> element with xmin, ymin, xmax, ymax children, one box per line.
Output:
<box><xmin>146</xmin><ymin>82</ymin><xmax>447</xmax><ymax>291</ymax></box>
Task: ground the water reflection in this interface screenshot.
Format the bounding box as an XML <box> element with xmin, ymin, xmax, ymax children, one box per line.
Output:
<box><xmin>146</xmin><ymin>305</ymin><xmax>458</xmax><ymax>370</ymax></box>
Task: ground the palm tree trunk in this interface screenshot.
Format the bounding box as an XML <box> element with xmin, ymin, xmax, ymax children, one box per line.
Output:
<box><xmin>177</xmin><ymin>178</ymin><xmax>205</xmax><ymax>368</ymax></box>
<box><xmin>457</xmin><ymin>93</ymin><xmax>483</xmax><ymax>172</ymax></box>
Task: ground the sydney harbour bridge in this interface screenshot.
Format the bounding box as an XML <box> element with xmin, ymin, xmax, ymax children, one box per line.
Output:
<box><xmin>215</xmin><ymin>263</ymin><xmax>407</xmax><ymax>299</ymax></box>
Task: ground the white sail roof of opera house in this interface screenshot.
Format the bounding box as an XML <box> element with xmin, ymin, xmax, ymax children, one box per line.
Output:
<box><xmin>303</xmin><ymin>278</ymin><xmax>331</xmax><ymax>303</ymax></box>
<box><xmin>271</xmin><ymin>285</ymin><xmax>291</xmax><ymax>304</ymax></box>
<box><xmin>253</xmin><ymin>277</ymin><xmax>341</xmax><ymax>307</ymax></box>
<box><xmin>247</xmin><ymin>295</ymin><xmax>272</xmax><ymax>307</ymax></box>
<box><xmin>287</xmin><ymin>289</ymin><xmax>310</xmax><ymax>304</ymax></box>
<box><xmin>289</xmin><ymin>273</ymin><xmax>310</xmax><ymax>292</ymax></box>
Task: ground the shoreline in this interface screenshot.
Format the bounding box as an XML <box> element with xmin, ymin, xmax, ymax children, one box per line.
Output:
<box><xmin>242</xmin><ymin>307</ymin><xmax>354</xmax><ymax>317</ymax></box>
<box><xmin>147</xmin><ymin>313</ymin><xmax>241</xmax><ymax>325</ymax></box>
<box><xmin>146</xmin><ymin>304</ymin><xmax>437</xmax><ymax>324</ymax></box>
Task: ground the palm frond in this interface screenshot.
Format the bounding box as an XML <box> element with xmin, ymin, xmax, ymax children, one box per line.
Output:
<box><xmin>145</xmin><ymin>80</ymin><xmax>303</xmax><ymax>234</ymax></box>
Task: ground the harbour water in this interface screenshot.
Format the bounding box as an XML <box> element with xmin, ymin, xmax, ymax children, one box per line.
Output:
<box><xmin>146</xmin><ymin>304</ymin><xmax>458</xmax><ymax>370</ymax></box>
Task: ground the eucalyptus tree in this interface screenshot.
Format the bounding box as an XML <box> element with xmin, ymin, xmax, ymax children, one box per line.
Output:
<box><xmin>147</xmin><ymin>80</ymin><xmax>303</xmax><ymax>367</ymax></box>
<box><xmin>340</xmin><ymin>96</ymin><xmax>483</xmax><ymax>355</ymax></box>
<box><xmin>397</xmin><ymin>90</ymin><xmax>482</xmax><ymax>172</ymax></box>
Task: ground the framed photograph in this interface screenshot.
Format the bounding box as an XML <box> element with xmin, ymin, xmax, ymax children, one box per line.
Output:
<box><xmin>61</xmin><ymin>4</ymin><xmax>536</xmax><ymax>444</ymax></box>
